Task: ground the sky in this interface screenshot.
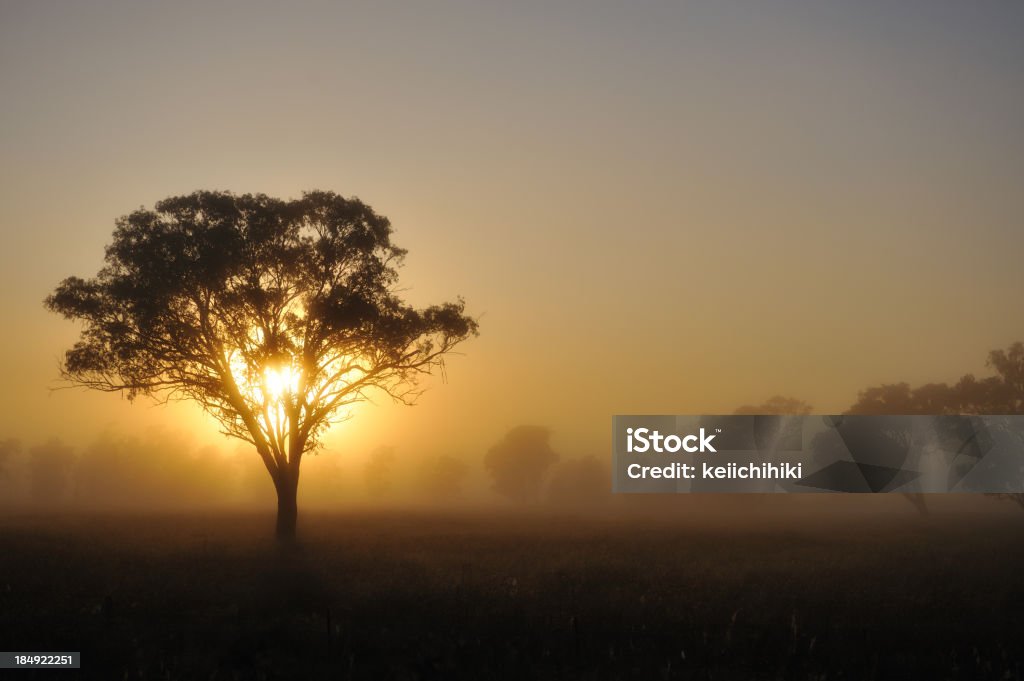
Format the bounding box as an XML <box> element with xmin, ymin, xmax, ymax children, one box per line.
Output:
<box><xmin>1</xmin><ymin>0</ymin><xmax>1023</xmax><ymax>477</ymax></box>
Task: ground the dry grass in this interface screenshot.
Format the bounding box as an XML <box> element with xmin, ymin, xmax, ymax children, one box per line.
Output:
<box><xmin>0</xmin><ymin>509</ymin><xmax>1022</xmax><ymax>680</ymax></box>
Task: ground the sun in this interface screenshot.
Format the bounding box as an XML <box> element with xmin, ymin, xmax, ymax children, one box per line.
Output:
<box><xmin>262</xmin><ymin>364</ymin><xmax>300</xmax><ymax>403</ymax></box>
<box><xmin>218</xmin><ymin>329</ymin><xmax>368</xmax><ymax>449</ymax></box>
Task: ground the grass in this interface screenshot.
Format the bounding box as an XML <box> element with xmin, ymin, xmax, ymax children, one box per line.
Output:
<box><xmin>0</xmin><ymin>508</ymin><xmax>1022</xmax><ymax>680</ymax></box>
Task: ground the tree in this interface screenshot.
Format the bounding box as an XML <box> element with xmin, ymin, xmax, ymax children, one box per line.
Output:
<box><xmin>484</xmin><ymin>425</ymin><xmax>559</xmax><ymax>503</ymax></box>
<box><xmin>848</xmin><ymin>383</ymin><xmax>920</xmax><ymax>415</ymax></box>
<box><xmin>46</xmin><ymin>190</ymin><xmax>478</xmax><ymax>540</ymax></box>
<box><xmin>983</xmin><ymin>342</ymin><xmax>1024</xmax><ymax>511</ymax></box>
<box><xmin>985</xmin><ymin>341</ymin><xmax>1024</xmax><ymax>412</ymax></box>
<box><xmin>845</xmin><ymin>343</ymin><xmax>1024</xmax><ymax>514</ymax></box>
<box><xmin>950</xmin><ymin>374</ymin><xmax>1012</xmax><ymax>414</ymax></box>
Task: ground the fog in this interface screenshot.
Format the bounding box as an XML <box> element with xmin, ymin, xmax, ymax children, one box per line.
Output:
<box><xmin>0</xmin><ymin>423</ymin><xmax>603</xmax><ymax>510</ymax></box>
<box><xmin>0</xmin><ymin>424</ymin><xmax>1013</xmax><ymax>524</ymax></box>
<box><xmin>3</xmin><ymin>1</ymin><xmax>1024</xmax><ymax>521</ymax></box>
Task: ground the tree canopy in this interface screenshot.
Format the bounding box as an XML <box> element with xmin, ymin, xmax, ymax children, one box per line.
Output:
<box><xmin>46</xmin><ymin>190</ymin><xmax>478</xmax><ymax>490</ymax></box>
<box><xmin>484</xmin><ymin>425</ymin><xmax>559</xmax><ymax>503</ymax></box>
<box><xmin>847</xmin><ymin>343</ymin><xmax>1024</xmax><ymax>416</ymax></box>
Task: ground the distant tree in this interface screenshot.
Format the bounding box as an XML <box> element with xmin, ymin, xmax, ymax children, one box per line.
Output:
<box><xmin>908</xmin><ymin>383</ymin><xmax>955</xmax><ymax>415</ymax></box>
<box><xmin>986</xmin><ymin>342</ymin><xmax>1024</xmax><ymax>412</ymax></box>
<box><xmin>734</xmin><ymin>395</ymin><xmax>812</xmax><ymax>415</ymax></box>
<box><xmin>982</xmin><ymin>343</ymin><xmax>1024</xmax><ymax>512</ymax></box>
<box><xmin>950</xmin><ymin>374</ymin><xmax>1012</xmax><ymax>414</ymax></box>
<box><xmin>850</xmin><ymin>343</ymin><xmax>1024</xmax><ymax>417</ymax></box>
<box><xmin>484</xmin><ymin>426</ymin><xmax>559</xmax><ymax>503</ymax></box>
<box><xmin>847</xmin><ymin>342</ymin><xmax>1024</xmax><ymax>514</ymax></box>
<box><xmin>848</xmin><ymin>383</ymin><xmax>919</xmax><ymax>415</ymax></box>
<box><xmin>29</xmin><ymin>439</ymin><xmax>76</xmax><ymax>504</ymax></box>
<box><xmin>45</xmin><ymin>191</ymin><xmax>477</xmax><ymax>540</ymax></box>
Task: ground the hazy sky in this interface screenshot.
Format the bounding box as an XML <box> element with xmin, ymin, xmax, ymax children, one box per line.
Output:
<box><xmin>2</xmin><ymin>0</ymin><xmax>1023</xmax><ymax>465</ymax></box>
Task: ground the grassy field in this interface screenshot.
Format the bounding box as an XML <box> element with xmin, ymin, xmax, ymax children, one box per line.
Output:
<box><xmin>1</xmin><ymin>507</ymin><xmax>1022</xmax><ymax>680</ymax></box>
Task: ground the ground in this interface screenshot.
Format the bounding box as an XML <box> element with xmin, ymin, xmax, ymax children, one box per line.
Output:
<box><xmin>1</xmin><ymin>507</ymin><xmax>1022</xmax><ymax>680</ymax></box>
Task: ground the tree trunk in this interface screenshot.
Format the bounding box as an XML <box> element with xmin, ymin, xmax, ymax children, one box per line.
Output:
<box><xmin>276</xmin><ymin>473</ymin><xmax>299</xmax><ymax>542</ymax></box>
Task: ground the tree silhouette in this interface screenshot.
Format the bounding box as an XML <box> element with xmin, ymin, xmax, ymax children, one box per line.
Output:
<box><xmin>949</xmin><ymin>374</ymin><xmax>1012</xmax><ymax>414</ymax></box>
<box><xmin>848</xmin><ymin>383</ymin><xmax>921</xmax><ymax>415</ymax></box>
<box><xmin>982</xmin><ymin>342</ymin><xmax>1024</xmax><ymax>413</ymax></box>
<box><xmin>846</xmin><ymin>342</ymin><xmax>1024</xmax><ymax>514</ymax></box>
<box><xmin>484</xmin><ymin>426</ymin><xmax>559</xmax><ymax>504</ymax></box>
<box><xmin>46</xmin><ymin>190</ymin><xmax>477</xmax><ymax>540</ymax></box>
<box><xmin>983</xmin><ymin>342</ymin><xmax>1024</xmax><ymax>510</ymax></box>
